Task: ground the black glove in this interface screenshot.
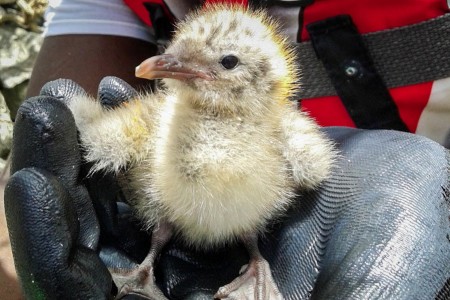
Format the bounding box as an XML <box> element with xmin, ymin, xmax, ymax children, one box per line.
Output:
<box><xmin>5</xmin><ymin>78</ymin><xmax>450</xmax><ymax>300</ymax></box>
<box><xmin>4</xmin><ymin>82</ymin><xmax>153</xmax><ymax>299</ymax></box>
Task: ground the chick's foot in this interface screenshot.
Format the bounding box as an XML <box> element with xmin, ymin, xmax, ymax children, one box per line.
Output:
<box><xmin>112</xmin><ymin>267</ymin><xmax>168</xmax><ymax>300</ymax></box>
<box><xmin>214</xmin><ymin>258</ymin><xmax>283</xmax><ymax>300</ymax></box>
<box><xmin>113</xmin><ymin>221</ymin><xmax>173</xmax><ymax>300</ymax></box>
<box><xmin>215</xmin><ymin>234</ymin><xmax>283</xmax><ymax>300</ymax></box>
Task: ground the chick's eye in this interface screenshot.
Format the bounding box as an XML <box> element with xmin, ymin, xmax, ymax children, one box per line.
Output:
<box><xmin>220</xmin><ymin>55</ymin><xmax>239</xmax><ymax>70</ymax></box>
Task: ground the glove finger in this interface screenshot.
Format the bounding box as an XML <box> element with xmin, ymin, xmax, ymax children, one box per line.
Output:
<box><xmin>156</xmin><ymin>242</ymin><xmax>248</xmax><ymax>299</ymax></box>
<box><xmin>11</xmin><ymin>96</ymin><xmax>99</xmax><ymax>249</ymax></box>
<box><xmin>5</xmin><ymin>168</ymin><xmax>112</xmax><ymax>300</ymax></box>
<box><xmin>87</xmin><ymin>173</ymin><xmax>151</xmax><ymax>263</ymax></box>
<box><xmin>39</xmin><ymin>78</ymin><xmax>87</xmax><ymax>106</ymax></box>
<box><xmin>99</xmin><ymin>246</ymin><xmax>139</xmax><ymax>270</ymax></box>
<box><xmin>12</xmin><ymin>96</ymin><xmax>80</xmax><ymax>181</ymax></box>
<box><xmin>98</xmin><ymin>76</ymin><xmax>138</xmax><ymax>108</ymax></box>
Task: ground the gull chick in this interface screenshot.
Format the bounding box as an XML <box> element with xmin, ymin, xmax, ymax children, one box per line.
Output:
<box><xmin>69</xmin><ymin>4</ymin><xmax>336</xmax><ymax>299</ymax></box>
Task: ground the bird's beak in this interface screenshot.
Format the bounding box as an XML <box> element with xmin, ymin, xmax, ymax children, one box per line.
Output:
<box><xmin>135</xmin><ymin>54</ymin><xmax>213</xmax><ymax>81</ymax></box>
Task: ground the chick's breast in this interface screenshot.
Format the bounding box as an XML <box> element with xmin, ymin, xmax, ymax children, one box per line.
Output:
<box><xmin>149</xmin><ymin>103</ymin><xmax>295</xmax><ymax>248</ymax></box>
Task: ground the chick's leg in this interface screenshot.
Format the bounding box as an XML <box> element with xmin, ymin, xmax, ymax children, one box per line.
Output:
<box><xmin>112</xmin><ymin>222</ymin><xmax>173</xmax><ymax>300</ymax></box>
<box><xmin>215</xmin><ymin>234</ymin><xmax>283</xmax><ymax>300</ymax></box>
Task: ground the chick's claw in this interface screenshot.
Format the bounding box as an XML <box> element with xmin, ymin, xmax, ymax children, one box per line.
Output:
<box><xmin>214</xmin><ymin>258</ymin><xmax>283</xmax><ymax>300</ymax></box>
<box><xmin>112</xmin><ymin>268</ymin><xmax>168</xmax><ymax>300</ymax></box>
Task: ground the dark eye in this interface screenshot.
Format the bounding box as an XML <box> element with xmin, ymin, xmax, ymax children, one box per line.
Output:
<box><xmin>220</xmin><ymin>55</ymin><xmax>239</xmax><ymax>70</ymax></box>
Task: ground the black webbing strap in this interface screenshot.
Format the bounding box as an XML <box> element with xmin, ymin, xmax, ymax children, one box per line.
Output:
<box><xmin>297</xmin><ymin>13</ymin><xmax>450</xmax><ymax>99</ymax></box>
<box><xmin>307</xmin><ymin>15</ymin><xmax>409</xmax><ymax>131</ymax></box>
<box><xmin>143</xmin><ymin>2</ymin><xmax>175</xmax><ymax>52</ymax></box>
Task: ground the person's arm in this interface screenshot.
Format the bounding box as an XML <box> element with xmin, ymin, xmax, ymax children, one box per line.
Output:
<box><xmin>26</xmin><ymin>34</ymin><xmax>157</xmax><ymax>97</ymax></box>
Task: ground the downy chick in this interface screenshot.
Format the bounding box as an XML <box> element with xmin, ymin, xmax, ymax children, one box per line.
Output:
<box><xmin>69</xmin><ymin>4</ymin><xmax>336</xmax><ymax>299</ymax></box>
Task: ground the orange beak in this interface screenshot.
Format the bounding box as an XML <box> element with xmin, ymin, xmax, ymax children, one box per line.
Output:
<box><xmin>135</xmin><ymin>54</ymin><xmax>213</xmax><ymax>81</ymax></box>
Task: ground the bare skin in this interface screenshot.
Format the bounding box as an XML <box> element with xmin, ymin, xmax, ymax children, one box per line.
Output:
<box><xmin>26</xmin><ymin>35</ymin><xmax>157</xmax><ymax>97</ymax></box>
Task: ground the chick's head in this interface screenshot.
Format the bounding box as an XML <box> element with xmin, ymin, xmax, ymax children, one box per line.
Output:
<box><xmin>136</xmin><ymin>5</ymin><xmax>299</xmax><ymax>115</ymax></box>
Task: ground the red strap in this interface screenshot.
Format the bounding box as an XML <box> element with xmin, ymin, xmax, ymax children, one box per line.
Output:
<box><xmin>301</xmin><ymin>0</ymin><xmax>448</xmax><ymax>41</ymax></box>
<box><xmin>123</xmin><ymin>0</ymin><xmax>153</xmax><ymax>26</ymax></box>
<box><xmin>123</xmin><ymin>0</ymin><xmax>176</xmax><ymax>26</ymax></box>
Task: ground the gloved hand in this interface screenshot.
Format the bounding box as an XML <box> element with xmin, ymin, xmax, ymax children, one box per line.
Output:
<box><xmin>4</xmin><ymin>79</ymin><xmax>154</xmax><ymax>299</ymax></box>
<box><xmin>5</xmin><ymin>77</ymin><xmax>450</xmax><ymax>300</ymax></box>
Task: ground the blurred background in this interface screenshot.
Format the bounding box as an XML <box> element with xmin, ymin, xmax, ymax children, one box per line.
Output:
<box><xmin>0</xmin><ymin>0</ymin><xmax>48</xmax><ymax>298</ymax></box>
